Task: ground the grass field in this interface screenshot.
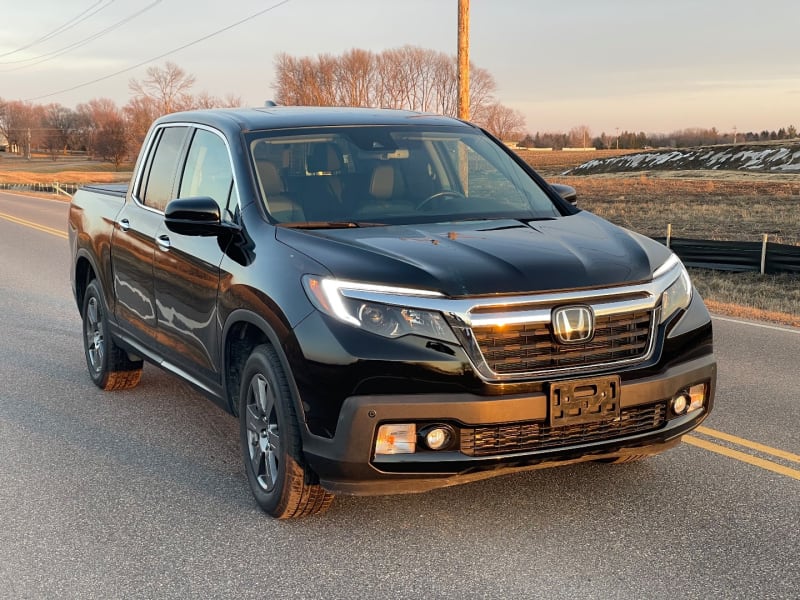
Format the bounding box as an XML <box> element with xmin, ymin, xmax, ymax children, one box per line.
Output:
<box><xmin>550</xmin><ymin>174</ymin><xmax>800</xmax><ymax>245</ymax></box>
<box><xmin>0</xmin><ymin>154</ymin><xmax>132</xmax><ymax>184</ymax></box>
<box><xmin>2</xmin><ymin>151</ymin><xmax>798</xmax><ymax>325</ymax></box>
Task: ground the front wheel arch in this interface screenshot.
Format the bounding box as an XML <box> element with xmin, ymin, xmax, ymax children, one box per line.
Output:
<box><xmin>222</xmin><ymin>309</ymin><xmax>302</xmax><ymax>421</ymax></box>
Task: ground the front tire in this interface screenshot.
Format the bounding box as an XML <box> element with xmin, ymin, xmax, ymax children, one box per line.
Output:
<box><xmin>239</xmin><ymin>344</ymin><xmax>334</xmax><ymax>518</ymax></box>
<box><xmin>81</xmin><ymin>280</ymin><xmax>143</xmax><ymax>391</ymax></box>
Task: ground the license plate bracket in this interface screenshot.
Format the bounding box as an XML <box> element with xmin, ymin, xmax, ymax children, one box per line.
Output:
<box><xmin>549</xmin><ymin>375</ymin><xmax>621</xmax><ymax>427</ymax></box>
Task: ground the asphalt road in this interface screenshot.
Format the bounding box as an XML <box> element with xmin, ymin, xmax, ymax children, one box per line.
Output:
<box><xmin>1</xmin><ymin>191</ymin><xmax>798</xmax><ymax>600</ymax></box>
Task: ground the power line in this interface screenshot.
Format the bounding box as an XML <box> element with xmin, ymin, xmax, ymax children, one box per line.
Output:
<box><xmin>0</xmin><ymin>1</ymin><xmax>114</xmax><ymax>59</ymax></box>
<box><xmin>0</xmin><ymin>1</ymin><xmax>163</xmax><ymax>71</ymax></box>
<box><xmin>24</xmin><ymin>0</ymin><xmax>293</xmax><ymax>102</ymax></box>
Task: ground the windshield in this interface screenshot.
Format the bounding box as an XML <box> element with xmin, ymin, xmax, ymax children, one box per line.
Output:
<box><xmin>247</xmin><ymin>125</ymin><xmax>561</xmax><ymax>226</ymax></box>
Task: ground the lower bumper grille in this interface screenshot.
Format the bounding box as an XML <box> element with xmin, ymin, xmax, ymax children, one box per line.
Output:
<box><xmin>460</xmin><ymin>402</ymin><xmax>667</xmax><ymax>457</ymax></box>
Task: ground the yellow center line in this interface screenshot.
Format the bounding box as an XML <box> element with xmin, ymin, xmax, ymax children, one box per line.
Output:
<box><xmin>684</xmin><ymin>435</ymin><xmax>800</xmax><ymax>480</ymax></box>
<box><xmin>0</xmin><ymin>211</ymin><xmax>67</xmax><ymax>239</ymax></box>
<box><xmin>695</xmin><ymin>425</ymin><xmax>800</xmax><ymax>464</ymax></box>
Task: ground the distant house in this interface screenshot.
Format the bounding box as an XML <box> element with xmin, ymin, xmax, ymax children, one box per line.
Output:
<box><xmin>0</xmin><ymin>132</ymin><xmax>7</xmax><ymax>151</ymax></box>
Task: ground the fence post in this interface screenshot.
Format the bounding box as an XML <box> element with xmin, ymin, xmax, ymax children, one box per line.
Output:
<box><xmin>760</xmin><ymin>234</ymin><xmax>768</xmax><ymax>274</ymax></box>
<box><xmin>666</xmin><ymin>224</ymin><xmax>672</xmax><ymax>249</ymax></box>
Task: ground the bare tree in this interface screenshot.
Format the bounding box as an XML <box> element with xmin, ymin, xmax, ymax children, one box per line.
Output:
<box><xmin>568</xmin><ymin>125</ymin><xmax>592</xmax><ymax>148</ymax></box>
<box><xmin>95</xmin><ymin>116</ymin><xmax>128</xmax><ymax>169</ymax></box>
<box><xmin>478</xmin><ymin>103</ymin><xmax>526</xmax><ymax>141</ymax></box>
<box><xmin>0</xmin><ymin>100</ymin><xmax>44</xmax><ymax>157</ymax></box>
<box><xmin>337</xmin><ymin>48</ymin><xmax>375</xmax><ymax>106</ymax></box>
<box><xmin>123</xmin><ymin>96</ymin><xmax>159</xmax><ymax>156</ymax></box>
<box><xmin>128</xmin><ymin>61</ymin><xmax>196</xmax><ymax>115</ymax></box>
<box><xmin>273</xmin><ymin>45</ymin><xmax>508</xmax><ymax>123</ymax></box>
<box><xmin>42</xmin><ymin>103</ymin><xmax>77</xmax><ymax>159</ymax></box>
<box><xmin>75</xmin><ymin>98</ymin><xmax>128</xmax><ymax>164</ymax></box>
<box><xmin>193</xmin><ymin>91</ymin><xmax>245</xmax><ymax>109</ymax></box>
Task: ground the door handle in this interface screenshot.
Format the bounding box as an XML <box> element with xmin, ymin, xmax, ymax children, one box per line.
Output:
<box><xmin>157</xmin><ymin>235</ymin><xmax>171</xmax><ymax>251</ymax></box>
<box><xmin>119</xmin><ymin>218</ymin><xmax>130</xmax><ymax>232</ymax></box>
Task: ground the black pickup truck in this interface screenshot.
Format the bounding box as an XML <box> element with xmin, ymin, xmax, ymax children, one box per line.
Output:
<box><xmin>69</xmin><ymin>107</ymin><xmax>716</xmax><ymax>518</ymax></box>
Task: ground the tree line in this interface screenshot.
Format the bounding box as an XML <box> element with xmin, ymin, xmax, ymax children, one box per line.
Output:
<box><xmin>274</xmin><ymin>45</ymin><xmax>526</xmax><ymax>140</ymax></box>
<box><xmin>521</xmin><ymin>125</ymin><xmax>799</xmax><ymax>151</ymax></box>
<box><xmin>2</xmin><ymin>52</ymin><xmax>797</xmax><ymax>166</ymax></box>
<box><xmin>0</xmin><ymin>62</ymin><xmax>240</xmax><ymax>167</ymax></box>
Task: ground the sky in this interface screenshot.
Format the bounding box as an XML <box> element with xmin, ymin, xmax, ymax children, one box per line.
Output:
<box><xmin>0</xmin><ymin>0</ymin><xmax>798</xmax><ymax>136</ymax></box>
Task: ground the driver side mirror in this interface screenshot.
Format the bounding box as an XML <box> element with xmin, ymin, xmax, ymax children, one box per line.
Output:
<box><xmin>164</xmin><ymin>196</ymin><xmax>239</xmax><ymax>236</ymax></box>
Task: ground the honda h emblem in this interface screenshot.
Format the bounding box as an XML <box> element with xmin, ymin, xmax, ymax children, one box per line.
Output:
<box><xmin>552</xmin><ymin>306</ymin><xmax>594</xmax><ymax>344</ymax></box>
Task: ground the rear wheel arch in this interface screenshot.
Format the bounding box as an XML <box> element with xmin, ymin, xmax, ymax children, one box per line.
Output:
<box><xmin>74</xmin><ymin>255</ymin><xmax>97</xmax><ymax>311</ymax></box>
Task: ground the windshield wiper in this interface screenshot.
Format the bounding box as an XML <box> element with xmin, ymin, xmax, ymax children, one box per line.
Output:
<box><xmin>279</xmin><ymin>221</ymin><xmax>387</xmax><ymax>229</ymax></box>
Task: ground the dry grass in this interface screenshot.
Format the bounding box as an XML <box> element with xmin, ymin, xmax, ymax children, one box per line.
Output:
<box><xmin>690</xmin><ymin>270</ymin><xmax>800</xmax><ymax>327</ymax></box>
<box><xmin>550</xmin><ymin>174</ymin><xmax>800</xmax><ymax>246</ymax></box>
<box><xmin>0</xmin><ymin>154</ymin><xmax>132</xmax><ymax>184</ymax></box>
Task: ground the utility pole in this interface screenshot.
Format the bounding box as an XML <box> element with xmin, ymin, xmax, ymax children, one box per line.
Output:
<box><xmin>26</xmin><ymin>127</ymin><xmax>31</xmax><ymax>160</ymax></box>
<box><xmin>457</xmin><ymin>0</ymin><xmax>470</xmax><ymax>192</ymax></box>
<box><xmin>457</xmin><ymin>0</ymin><xmax>470</xmax><ymax>121</ymax></box>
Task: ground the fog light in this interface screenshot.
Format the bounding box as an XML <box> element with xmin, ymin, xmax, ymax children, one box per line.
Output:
<box><xmin>422</xmin><ymin>425</ymin><xmax>454</xmax><ymax>451</ymax></box>
<box><xmin>672</xmin><ymin>393</ymin><xmax>690</xmax><ymax>415</ymax></box>
<box><xmin>688</xmin><ymin>383</ymin><xmax>706</xmax><ymax>412</ymax></box>
<box><xmin>375</xmin><ymin>424</ymin><xmax>416</xmax><ymax>455</ymax></box>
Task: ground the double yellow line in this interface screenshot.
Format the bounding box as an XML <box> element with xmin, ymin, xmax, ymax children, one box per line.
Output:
<box><xmin>685</xmin><ymin>426</ymin><xmax>800</xmax><ymax>480</ymax></box>
<box><xmin>0</xmin><ymin>211</ymin><xmax>68</xmax><ymax>239</ymax></box>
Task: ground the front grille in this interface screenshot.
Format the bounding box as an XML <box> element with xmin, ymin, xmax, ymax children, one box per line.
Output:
<box><xmin>472</xmin><ymin>310</ymin><xmax>653</xmax><ymax>375</ymax></box>
<box><xmin>460</xmin><ymin>402</ymin><xmax>667</xmax><ymax>457</ymax></box>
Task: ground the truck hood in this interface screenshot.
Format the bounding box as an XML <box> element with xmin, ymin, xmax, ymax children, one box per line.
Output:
<box><xmin>275</xmin><ymin>212</ymin><xmax>672</xmax><ymax>296</ymax></box>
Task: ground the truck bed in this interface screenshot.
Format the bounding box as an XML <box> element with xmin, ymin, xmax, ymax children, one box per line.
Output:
<box><xmin>80</xmin><ymin>183</ymin><xmax>128</xmax><ymax>198</ymax></box>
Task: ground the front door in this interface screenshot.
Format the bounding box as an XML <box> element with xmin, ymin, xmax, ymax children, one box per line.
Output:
<box><xmin>152</xmin><ymin>127</ymin><xmax>237</xmax><ymax>386</ymax></box>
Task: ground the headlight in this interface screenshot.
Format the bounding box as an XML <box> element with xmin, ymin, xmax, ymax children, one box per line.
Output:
<box><xmin>302</xmin><ymin>276</ymin><xmax>458</xmax><ymax>343</ymax></box>
<box><xmin>659</xmin><ymin>258</ymin><xmax>692</xmax><ymax>323</ymax></box>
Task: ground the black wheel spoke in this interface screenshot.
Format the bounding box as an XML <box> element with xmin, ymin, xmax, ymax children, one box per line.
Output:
<box><xmin>84</xmin><ymin>296</ymin><xmax>104</xmax><ymax>372</ymax></box>
<box><xmin>255</xmin><ymin>375</ymin><xmax>275</xmax><ymax>418</ymax></box>
<box><xmin>86</xmin><ymin>297</ymin><xmax>99</xmax><ymax>326</ymax></box>
<box><xmin>245</xmin><ymin>403</ymin><xmax>263</xmax><ymax>435</ymax></box>
<box><xmin>246</xmin><ymin>374</ymin><xmax>279</xmax><ymax>492</ymax></box>
<box><xmin>264</xmin><ymin>424</ymin><xmax>280</xmax><ymax>486</ymax></box>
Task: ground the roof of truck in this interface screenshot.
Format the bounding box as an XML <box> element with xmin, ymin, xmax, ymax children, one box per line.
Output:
<box><xmin>157</xmin><ymin>106</ymin><xmax>473</xmax><ymax>132</ymax></box>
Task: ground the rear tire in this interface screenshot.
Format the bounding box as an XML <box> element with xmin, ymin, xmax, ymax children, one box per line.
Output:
<box><xmin>239</xmin><ymin>344</ymin><xmax>334</xmax><ymax>518</ymax></box>
<box><xmin>81</xmin><ymin>280</ymin><xmax>143</xmax><ymax>391</ymax></box>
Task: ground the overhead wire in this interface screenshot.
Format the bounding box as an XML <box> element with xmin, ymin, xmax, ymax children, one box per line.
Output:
<box><xmin>0</xmin><ymin>0</ymin><xmax>114</xmax><ymax>59</ymax></box>
<box><xmin>0</xmin><ymin>1</ymin><xmax>163</xmax><ymax>71</ymax></box>
<box><xmin>24</xmin><ymin>0</ymin><xmax>293</xmax><ymax>102</ymax></box>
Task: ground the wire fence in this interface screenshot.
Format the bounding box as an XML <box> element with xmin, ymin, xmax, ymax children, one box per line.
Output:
<box><xmin>0</xmin><ymin>182</ymin><xmax>78</xmax><ymax>196</ymax></box>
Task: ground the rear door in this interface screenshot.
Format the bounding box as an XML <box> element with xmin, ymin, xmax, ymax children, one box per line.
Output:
<box><xmin>111</xmin><ymin>125</ymin><xmax>190</xmax><ymax>346</ymax></box>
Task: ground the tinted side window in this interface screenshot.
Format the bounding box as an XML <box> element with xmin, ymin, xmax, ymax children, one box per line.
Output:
<box><xmin>178</xmin><ymin>128</ymin><xmax>235</xmax><ymax>215</ymax></box>
<box><xmin>140</xmin><ymin>126</ymin><xmax>189</xmax><ymax>212</ymax></box>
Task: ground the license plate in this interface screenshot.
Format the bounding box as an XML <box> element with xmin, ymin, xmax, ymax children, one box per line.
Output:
<box><xmin>549</xmin><ymin>375</ymin><xmax>621</xmax><ymax>427</ymax></box>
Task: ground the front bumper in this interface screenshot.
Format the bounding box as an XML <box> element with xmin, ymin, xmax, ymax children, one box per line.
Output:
<box><xmin>302</xmin><ymin>353</ymin><xmax>716</xmax><ymax>495</ymax></box>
